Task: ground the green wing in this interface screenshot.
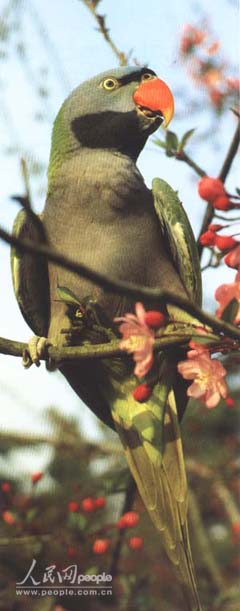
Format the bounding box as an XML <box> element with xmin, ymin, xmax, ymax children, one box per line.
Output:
<box><xmin>11</xmin><ymin>209</ymin><xmax>50</xmax><ymax>336</ymax></box>
<box><xmin>152</xmin><ymin>177</ymin><xmax>202</xmax><ymax>306</ymax></box>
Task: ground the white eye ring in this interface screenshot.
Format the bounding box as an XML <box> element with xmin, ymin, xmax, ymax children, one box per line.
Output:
<box><xmin>102</xmin><ymin>77</ymin><xmax>119</xmax><ymax>90</ymax></box>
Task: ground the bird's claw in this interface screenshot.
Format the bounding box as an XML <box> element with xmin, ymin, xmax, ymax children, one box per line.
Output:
<box><xmin>22</xmin><ymin>336</ymin><xmax>51</xmax><ymax>369</ymax></box>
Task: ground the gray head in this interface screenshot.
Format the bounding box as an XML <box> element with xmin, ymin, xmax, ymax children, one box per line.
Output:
<box><xmin>50</xmin><ymin>66</ymin><xmax>174</xmax><ymax>163</ymax></box>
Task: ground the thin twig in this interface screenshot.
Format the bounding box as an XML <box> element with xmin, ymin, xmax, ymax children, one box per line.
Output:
<box><xmin>81</xmin><ymin>0</ymin><xmax>128</xmax><ymax>65</ymax></box>
<box><xmin>0</xmin><ymin>430</ymin><xmax>122</xmax><ymax>456</ymax></box>
<box><xmin>1</xmin><ymin>225</ymin><xmax>240</xmax><ymax>341</ymax></box>
<box><xmin>175</xmin><ymin>151</ymin><xmax>206</xmax><ymax>178</ymax></box>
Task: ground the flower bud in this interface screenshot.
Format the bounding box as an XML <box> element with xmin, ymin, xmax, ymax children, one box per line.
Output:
<box><xmin>128</xmin><ymin>536</ymin><xmax>143</xmax><ymax>550</ymax></box>
<box><xmin>132</xmin><ymin>384</ymin><xmax>152</xmax><ymax>403</ymax></box>
<box><xmin>94</xmin><ymin>496</ymin><xmax>106</xmax><ymax>509</ymax></box>
<box><xmin>68</xmin><ymin>501</ymin><xmax>79</xmax><ymax>513</ymax></box>
<box><xmin>81</xmin><ymin>497</ymin><xmax>95</xmax><ymax>513</ymax></box>
<box><xmin>31</xmin><ymin>472</ymin><xmax>43</xmax><ymax>485</ymax></box>
<box><xmin>198</xmin><ymin>177</ymin><xmax>225</xmax><ymax>202</ymax></box>
<box><xmin>212</xmin><ymin>195</ymin><xmax>231</xmax><ymax>211</ymax></box>
<box><xmin>214</xmin><ymin>235</ymin><xmax>237</xmax><ymax>251</ymax></box>
<box><xmin>144</xmin><ymin>311</ymin><xmax>166</xmax><ymax>329</ymax></box>
<box><xmin>1</xmin><ymin>482</ymin><xmax>11</xmax><ymax>493</ymax></box>
<box><xmin>92</xmin><ymin>538</ymin><xmax>110</xmax><ymax>554</ymax></box>
<box><xmin>2</xmin><ymin>510</ymin><xmax>15</xmax><ymax>525</ymax></box>
<box><xmin>224</xmin><ymin>245</ymin><xmax>240</xmax><ymax>269</ymax></box>
<box><xmin>117</xmin><ymin>511</ymin><xmax>139</xmax><ymax>529</ymax></box>
<box><xmin>199</xmin><ymin>231</ymin><xmax>216</xmax><ymax>247</ymax></box>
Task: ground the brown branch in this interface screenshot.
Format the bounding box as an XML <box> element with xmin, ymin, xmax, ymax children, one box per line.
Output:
<box><xmin>175</xmin><ymin>150</ymin><xmax>206</xmax><ymax>178</ymax></box>
<box><xmin>81</xmin><ymin>0</ymin><xmax>128</xmax><ymax>65</ymax></box>
<box><xmin>1</xmin><ymin>225</ymin><xmax>240</xmax><ymax>342</ymax></box>
<box><xmin>0</xmin><ymin>334</ymin><xmax>194</xmax><ymax>361</ymax></box>
<box><xmin>0</xmin><ymin>429</ymin><xmax>122</xmax><ymax>456</ymax></box>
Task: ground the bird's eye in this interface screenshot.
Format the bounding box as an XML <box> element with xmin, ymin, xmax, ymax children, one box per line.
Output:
<box><xmin>102</xmin><ymin>77</ymin><xmax>119</xmax><ymax>91</ymax></box>
<box><xmin>141</xmin><ymin>72</ymin><xmax>155</xmax><ymax>81</ymax></box>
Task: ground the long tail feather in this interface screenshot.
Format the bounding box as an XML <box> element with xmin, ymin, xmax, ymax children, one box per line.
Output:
<box><xmin>108</xmin><ymin>368</ymin><xmax>202</xmax><ymax>610</ymax></box>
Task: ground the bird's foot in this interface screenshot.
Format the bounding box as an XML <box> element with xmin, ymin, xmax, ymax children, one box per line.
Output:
<box><xmin>22</xmin><ymin>336</ymin><xmax>51</xmax><ymax>369</ymax></box>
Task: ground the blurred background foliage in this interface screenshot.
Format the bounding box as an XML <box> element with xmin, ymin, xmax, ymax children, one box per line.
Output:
<box><xmin>0</xmin><ymin>0</ymin><xmax>239</xmax><ymax>610</ymax></box>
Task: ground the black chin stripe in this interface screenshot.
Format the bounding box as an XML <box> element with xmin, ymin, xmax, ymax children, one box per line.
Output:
<box><xmin>71</xmin><ymin>110</ymin><xmax>147</xmax><ymax>157</ymax></box>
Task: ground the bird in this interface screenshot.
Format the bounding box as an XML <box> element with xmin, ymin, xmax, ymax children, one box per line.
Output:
<box><xmin>11</xmin><ymin>66</ymin><xmax>202</xmax><ymax>610</ymax></box>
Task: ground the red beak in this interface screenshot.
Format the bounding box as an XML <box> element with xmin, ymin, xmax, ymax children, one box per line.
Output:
<box><xmin>133</xmin><ymin>78</ymin><xmax>174</xmax><ymax>127</ymax></box>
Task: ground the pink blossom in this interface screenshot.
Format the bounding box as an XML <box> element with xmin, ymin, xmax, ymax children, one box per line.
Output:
<box><xmin>187</xmin><ymin>339</ymin><xmax>209</xmax><ymax>359</ymax></box>
<box><xmin>178</xmin><ymin>351</ymin><xmax>228</xmax><ymax>409</ymax></box>
<box><xmin>215</xmin><ymin>270</ymin><xmax>240</xmax><ymax>324</ymax></box>
<box><xmin>115</xmin><ymin>302</ymin><xmax>155</xmax><ymax>379</ymax></box>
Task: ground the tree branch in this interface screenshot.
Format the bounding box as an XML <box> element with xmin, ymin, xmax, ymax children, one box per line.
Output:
<box><xmin>1</xmin><ymin>225</ymin><xmax>240</xmax><ymax>345</ymax></box>
<box><xmin>80</xmin><ymin>0</ymin><xmax>128</xmax><ymax>65</ymax></box>
<box><xmin>0</xmin><ymin>332</ymin><xmax>199</xmax><ymax>361</ymax></box>
<box><xmin>175</xmin><ymin>150</ymin><xmax>206</xmax><ymax>178</ymax></box>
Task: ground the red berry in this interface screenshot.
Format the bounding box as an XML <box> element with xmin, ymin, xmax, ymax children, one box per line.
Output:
<box><xmin>198</xmin><ymin>177</ymin><xmax>225</xmax><ymax>202</ymax></box>
<box><xmin>132</xmin><ymin>384</ymin><xmax>152</xmax><ymax>403</ymax></box>
<box><xmin>1</xmin><ymin>482</ymin><xmax>10</xmax><ymax>493</ymax></box>
<box><xmin>144</xmin><ymin>310</ymin><xmax>166</xmax><ymax>329</ymax></box>
<box><xmin>214</xmin><ymin>235</ymin><xmax>237</xmax><ymax>251</ymax></box>
<box><xmin>2</xmin><ymin>510</ymin><xmax>15</xmax><ymax>525</ymax></box>
<box><xmin>117</xmin><ymin>511</ymin><xmax>139</xmax><ymax>529</ymax></box>
<box><xmin>212</xmin><ymin>195</ymin><xmax>231</xmax><ymax>211</ymax></box>
<box><xmin>81</xmin><ymin>497</ymin><xmax>95</xmax><ymax>513</ymax></box>
<box><xmin>128</xmin><ymin>536</ymin><xmax>143</xmax><ymax>550</ymax></box>
<box><xmin>94</xmin><ymin>496</ymin><xmax>106</xmax><ymax>509</ymax></box>
<box><xmin>92</xmin><ymin>538</ymin><xmax>110</xmax><ymax>554</ymax></box>
<box><xmin>31</xmin><ymin>472</ymin><xmax>43</xmax><ymax>485</ymax></box>
<box><xmin>226</xmin><ymin>397</ymin><xmax>235</xmax><ymax>408</ymax></box>
<box><xmin>199</xmin><ymin>231</ymin><xmax>216</xmax><ymax>247</ymax></box>
<box><xmin>68</xmin><ymin>501</ymin><xmax>79</xmax><ymax>513</ymax></box>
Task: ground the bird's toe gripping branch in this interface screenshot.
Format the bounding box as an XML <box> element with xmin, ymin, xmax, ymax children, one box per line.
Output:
<box><xmin>22</xmin><ymin>336</ymin><xmax>52</xmax><ymax>369</ymax></box>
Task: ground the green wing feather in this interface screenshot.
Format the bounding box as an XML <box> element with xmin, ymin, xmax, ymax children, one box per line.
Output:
<box><xmin>152</xmin><ymin>177</ymin><xmax>202</xmax><ymax>306</ymax></box>
<box><xmin>11</xmin><ymin>209</ymin><xmax>50</xmax><ymax>336</ymax></box>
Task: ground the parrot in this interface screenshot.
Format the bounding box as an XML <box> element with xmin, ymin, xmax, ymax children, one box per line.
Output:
<box><xmin>11</xmin><ymin>66</ymin><xmax>202</xmax><ymax>610</ymax></box>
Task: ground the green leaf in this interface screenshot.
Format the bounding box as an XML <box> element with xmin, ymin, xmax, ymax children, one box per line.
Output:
<box><xmin>178</xmin><ymin>128</ymin><xmax>196</xmax><ymax>151</ymax></box>
<box><xmin>178</xmin><ymin>127</ymin><xmax>196</xmax><ymax>153</ymax></box>
<box><xmin>76</xmin><ymin>514</ymin><xmax>87</xmax><ymax>530</ymax></box>
<box><xmin>57</xmin><ymin>286</ymin><xmax>80</xmax><ymax>305</ymax></box>
<box><xmin>153</xmin><ymin>138</ymin><xmax>167</xmax><ymax>149</ymax></box>
<box><xmin>166</xmin><ymin>130</ymin><xmax>178</xmax><ymax>152</ymax></box>
<box><xmin>236</xmin><ymin>187</ymin><xmax>240</xmax><ymax>196</ymax></box>
<box><xmin>221</xmin><ymin>298</ymin><xmax>239</xmax><ymax>323</ymax></box>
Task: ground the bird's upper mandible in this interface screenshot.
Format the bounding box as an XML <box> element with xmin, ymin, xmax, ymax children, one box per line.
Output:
<box><xmin>133</xmin><ymin>73</ymin><xmax>174</xmax><ymax>127</ymax></box>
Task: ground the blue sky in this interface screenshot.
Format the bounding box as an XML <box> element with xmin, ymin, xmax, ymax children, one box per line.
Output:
<box><xmin>0</xmin><ymin>0</ymin><xmax>238</xmax><ymax>474</ymax></box>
